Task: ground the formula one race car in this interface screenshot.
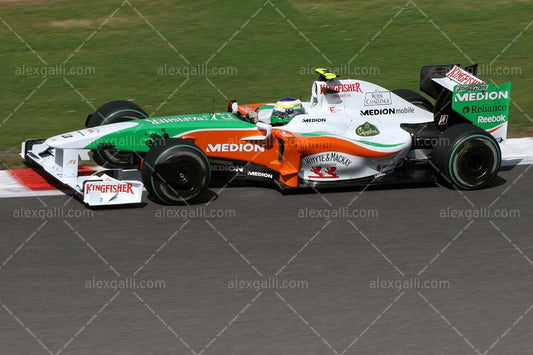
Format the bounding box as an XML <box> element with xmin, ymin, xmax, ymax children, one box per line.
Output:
<box><xmin>21</xmin><ymin>65</ymin><xmax>511</xmax><ymax>206</ymax></box>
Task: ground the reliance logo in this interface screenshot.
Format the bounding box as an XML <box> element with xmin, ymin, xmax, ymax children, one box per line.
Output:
<box><xmin>206</xmin><ymin>143</ymin><xmax>264</xmax><ymax>153</ymax></box>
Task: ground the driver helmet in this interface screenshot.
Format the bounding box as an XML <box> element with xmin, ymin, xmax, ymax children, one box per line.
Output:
<box><xmin>270</xmin><ymin>97</ymin><xmax>304</xmax><ymax>125</ymax></box>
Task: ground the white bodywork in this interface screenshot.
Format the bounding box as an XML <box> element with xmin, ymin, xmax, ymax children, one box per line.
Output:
<box><xmin>255</xmin><ymin>79</ymin><xmax>434</xmax><ymax>181</ymax></box>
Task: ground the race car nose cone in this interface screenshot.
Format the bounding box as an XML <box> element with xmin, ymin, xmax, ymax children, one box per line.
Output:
<box><xmin>45</xmin><ymin>121</ymin><xmax>139</xmax><ymax>149</ymax></box>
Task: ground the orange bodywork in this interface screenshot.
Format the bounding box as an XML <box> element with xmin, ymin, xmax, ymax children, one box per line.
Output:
<box><xmin>236</xmin><ymin>103</ymin><xmax>273</xmax><ymax>116</ymax></box>
<box><xmin>487</xmin><ymin>125</ymin><xmax>503</xmax><ymax>134</ymax></box>
<box><xmin>180</xmin><ymin>127</ymin><xmax>402</xmax><ymax>188</ymax></box>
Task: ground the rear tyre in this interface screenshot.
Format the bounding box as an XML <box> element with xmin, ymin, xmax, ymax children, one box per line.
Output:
<box><xmin>432</xmin><ymin>124</ymin><xmax>501</xmax><ymax>189</ymax></box>
<box><xmin>86</xmin><ymin>100</ymin><xmax>148</xmax><ymax>168</ymax></box>
<box><xmin>393</xmin><ymin>89</ymin><xmax>434</xmax><ymax>111</ymax></box>
<box><xmin>142</xmin><ymin>139</ymin><xmax>211</xmax><ymax>205</ymax></box>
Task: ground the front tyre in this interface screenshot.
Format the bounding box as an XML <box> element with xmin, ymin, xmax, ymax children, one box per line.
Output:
<box><xmin>141</xmin><ymin>139</ymin><xmax>211</xmax><ymax>205</ymax></box>
<box><xmin>86</xmin><ymin>100</ymin><xmax>149</xmax><ymax>168</ymax></box>
<box><xmin>432</xmin><ymin>124</ymin><xmax>501</xmax><ymax>189</ymax></box>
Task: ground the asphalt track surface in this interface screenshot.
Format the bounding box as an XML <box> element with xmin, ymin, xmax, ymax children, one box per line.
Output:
<box><xmin>1</xmin><ymin>165</ymin><xmax>532</xmax><ymax>355</ymax></box>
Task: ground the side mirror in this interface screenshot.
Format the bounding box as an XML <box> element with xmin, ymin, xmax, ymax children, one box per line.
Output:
<box><xmin>227</xmin><ymin>98</ymin><xmax>238</xmax><ymax>112</ymax></box>
<box><xmin>241</xmin><ymin>121</ymin><xmax>271</xmax><ymax>141</ymax></box>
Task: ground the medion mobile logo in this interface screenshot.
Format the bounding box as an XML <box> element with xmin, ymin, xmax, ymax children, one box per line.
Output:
<box><xmin>454</xmin><ymin>91</ymin><xmax>509</xmax><ymax>102</ymax></box>
<box><xmin>206</xmin><ymin>143</ymin><xmax>264</xmax><ymax>153</ymax></box>
<box><xmin>360</xmin><ymin>107</ymin><xmax>414</xmax><ymax>116</ymax></box>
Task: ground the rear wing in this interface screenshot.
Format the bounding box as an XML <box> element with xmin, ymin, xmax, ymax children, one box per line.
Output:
<box><xmin>420</xmin><ymin>64</ymin><xmax>511</xmax><ymax>142</ymax></box>
<box><xmin>420</xmin><ymin>64</ymin><xmax>478</xmax><ymax>99</ymax></box>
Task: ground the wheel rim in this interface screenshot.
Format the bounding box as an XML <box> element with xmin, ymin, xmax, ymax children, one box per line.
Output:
<box><xmin>153</xmin><ymin>156</ymin><xmax>204</xmax><ymax>202</ymax></box>
<box><xmin>451</xmin><ymin>136</ymin><xmax>499</xmax><ymax>188</ymax></box>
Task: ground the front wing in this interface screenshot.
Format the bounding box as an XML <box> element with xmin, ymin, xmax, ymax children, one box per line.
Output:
<box><xmin>21</xmin><ymin>139</ymin><xmax>143</xmax><ymax>206</ymax></box>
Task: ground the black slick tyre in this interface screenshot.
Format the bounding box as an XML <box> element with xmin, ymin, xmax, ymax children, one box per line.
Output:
<box><xmin>432</xmin><ymin>124</ymin><xmax>501</xmax><ymax>189</ymax></box>
<box><xmin>142</xmin><ymin>139</ymin><xmax>210</xmax><ymax>205</ymax></box>
<box><xmin>86</xmin><ymin>100</ymin><xmax>148</xmax><ymax>168</ymax></box>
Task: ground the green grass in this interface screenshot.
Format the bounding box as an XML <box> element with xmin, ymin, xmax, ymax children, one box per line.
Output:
<box><xmin>0</xmin><ymin>0</ymin><xmax>531</xmax><ymax>166</ymax></box>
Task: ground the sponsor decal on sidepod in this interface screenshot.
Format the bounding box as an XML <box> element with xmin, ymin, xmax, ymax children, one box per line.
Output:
<box><xmin>309</xmin><ymin>166</ymin><xmax>339</xmax><ymax>179</ymax></box>
<box><xmin>356</xmin><ymin>122</ymin><xmax>380</xmax><ymax>137</ymax></box>
<box><xmin>211</xmin><ymin>164</ymin><xmax>245</xmax><ymax>173</ymax></box>
<box><xmin>247</xmin><ymin>171</ymin><xmax>273</xmax><ymax>179</ymax></box>
<box><xmin>206</xmin><ymin>143</ymin><xmax>264</xmax><ymax>153</ymax></box>
<box><xmin>303</xmin><ymin>152</ymin><xmax>353</xmax><ymax>167</ymax></box>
